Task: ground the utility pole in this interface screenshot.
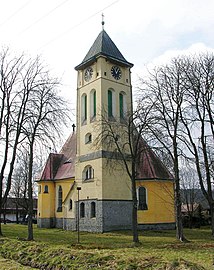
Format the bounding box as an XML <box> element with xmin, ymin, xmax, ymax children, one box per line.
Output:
<box><xmin>77</xmin><ymin>187</ymin><xmax>81</xmax><ymax>243</ymax></box>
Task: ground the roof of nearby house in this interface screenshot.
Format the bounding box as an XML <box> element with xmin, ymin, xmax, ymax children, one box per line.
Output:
<box><xmin>181</xmin><ymin>203</ymin><xmax>200</xmax><ymax>213</ymax></box>
<box><xmin>40</xmin><ymin>132</ymin><xmax>76</xmax><ymax>181</ymax></box>
<box><xmin>40</xmin><ymin>132</ymin><xmax>173</xmax><ymax>182</ymax></box>
<box><xmin>181</xmin><ymin>189</ymin><xmax>213</xmax><ymax>210</ymax></box>
<box><xmin>75</xmin><ymin>30</ymin><xmax>133</xmax><ymax>70</ymax></box>
<box><xmin>3</xmin><ymin>197</ymin><xmax>37</xmax><ymax>210</ymax></box>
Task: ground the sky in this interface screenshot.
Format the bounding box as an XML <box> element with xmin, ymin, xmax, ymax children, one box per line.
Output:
<box><xmin>1</xmin><ymin>0</ymin><xmax>214</xmax><ymax>137</ymax></box>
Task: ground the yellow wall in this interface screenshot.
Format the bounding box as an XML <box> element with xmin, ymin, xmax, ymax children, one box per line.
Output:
<box><xmin>102</xmin><ymin>158</ymin><xmax>131</xmax><ymax>200</ymax></box>
<box><xmin>37</xmin><ymin>179</ymin><xmax>75</xmax><ymax>219</ymax></box>
<box><xmin>136</xmin><ymin>180</ymin><xmax>175</xmax><ymax>224</ymax></box>
<box><xmin>37</xmin><ymin>181</ymin><xmax>55</xmax><ymax>219</ymax></box>
<box><xmin>55</xmin><ymin>179</ymin><xmax>75</xmax><ymax>218</ymax></box>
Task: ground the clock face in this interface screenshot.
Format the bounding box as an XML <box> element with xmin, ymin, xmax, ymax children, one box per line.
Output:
<box><xmin>111</xmin><ymin>66</ymin><xmax>122</xmax><ymax>80</ymax></box>
<box><xmin>84</xmin><ymin>66</ymin><xmax>93</xmax><ymax>82</ymax></box>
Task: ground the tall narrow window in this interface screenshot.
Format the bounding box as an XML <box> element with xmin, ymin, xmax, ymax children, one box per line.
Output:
<box><xmin>81</xmin><ymin>94</ymin><xmax>87</xmax><ymax>123</ymax></box>
<box><xmin>90</xmin><ymin>90</ymin><xmax>96</xmax><ymax>119</ymax></box>
<box><xmin>119</xmin><ymin>93</ymin><xmax>124</xmax><ymax>119</ymax></box>
<box><xmin>80</xmin><ymin>202</ymin><xmax>85</xmax><ymax>218</ymax></box>
<box><xmin>91</xmin><ymin>202</ymin><xmax>96</xmax><ymax>218</ymax></box>
<box><xmin>108</xmin><ymin>90</ymin><xmax>113</xmax><ymax>117</ymax></box>
<box><xmin>119</xmin><ymin>91</ymin><xmax>127</xmax><ymax>119</ymax></box>
<box><xmin>138</xmin><ymin>187</ymin><xmax>148</xmax><ymax>210</ymax></box>
<box><xmin>69</xmin><ymin>199</ymin><xmax>73</xmax><ymax>210</ymax></box>
<box><xmin>57</xmin><ymin>186</ymin><xmax>63</xmax><ymax>212</ymax></box>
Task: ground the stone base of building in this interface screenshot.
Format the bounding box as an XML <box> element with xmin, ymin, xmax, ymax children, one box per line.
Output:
<box><xmin>37</xmin><ymin>200</ymin><xmax>175</xmax><ymax>232</ymax></box>
<box><xmin>37</xmin><ymin>217</ymin><xmax>56</xmax><ymax>228</ymax></box>
<box><xmin>37</xmin><ymin>218</ymin><xmax>175</xmax><ymax>232</ymax></box>
<box><xmin>37</xmin><ymin>199</ymin><xmax>132</xmax><ymax>232</ymax></box>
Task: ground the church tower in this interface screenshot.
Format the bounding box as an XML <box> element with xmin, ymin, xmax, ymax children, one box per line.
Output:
<box><xmin>74</xmin><ymin>22</ymin><xmax>134</xmax><ymax>232</ymax></box>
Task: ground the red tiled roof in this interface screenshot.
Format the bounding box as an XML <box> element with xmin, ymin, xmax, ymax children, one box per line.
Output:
<box><xmin>136</xmin><ymin>139</ymin><xmax>174</xmax><ymax>180</ymax></box>
<box><xmin>40</xmin><ymin>132</ymin><xmax>172</xmax><ymax>182</ymax></box>
<box><xmin>40</xmin><ymin>132</ymin><xmax>76</xmax><ymax>181</ymax></box>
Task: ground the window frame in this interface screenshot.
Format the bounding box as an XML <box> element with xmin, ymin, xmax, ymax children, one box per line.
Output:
<box><xmin>80</xmin><ymin>202</ymin><xmax>85</xmax><ymax>218</ymax></box>
<box><xmin>81</xmin><ymin>93</ymin><xmax>87</xmax><ymax>124</ymax></box>
<box><xmin>44</xmin><ymin>185</ymin><xmax>48</xmax><ymax>193</ymax></box>
<box><xmin>137</xmin><ymin>186</ymin><xmax>148</xmax><ymax>210</ymax></box>
<box><xmin>91</xmin><ymin>201</ymin><xmax>96</xmax><ymax>218</ymax></box>
<box><xmin>83</xmin><ymin>165</ymin><xmax>94</xmax><ymax>181</ymax></box>
<box><xmin>90</xmin><ymin>89</ymin><xmax>96</xmax><ymax>120</ymax></box>
<box><xmin>57</xmin><ymin>185</ymin><xmax>63</xmax><ymax>212</ymax></box>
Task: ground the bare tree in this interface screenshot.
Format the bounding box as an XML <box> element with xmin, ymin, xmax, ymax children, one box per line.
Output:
<box><xmin>20</xmin><ymin>58</ymin><xmax>70</xmax><ymax>241</ymax></box>
<box><xmin>180</xmin><ymin>166</ymin><xmax>201</xmax><ymax>228</ymax></box>
<box><xmin>179</xmin><ymin>53</ymin><xmax>214</xmax><ymax>236</ymax></box>
<box><xmin>10</xmin><ymin>151</ymin><xmax>28</xmax><ymax>223</ymax></box>
<box><xmin>140</xmin><ymin>53</ymin><xmax>214</xmax><ymax>238</ymax></box>
<box><xmin>11</xmin><ymin>149</ymin><xmax>41</xmax><ymax>223</ymax></box>
<box><xmin>139</xmin><ymin>58</ymin><xmax>187</xmax><ymax>241</ymax></box>
<box><xmin>0</xmin><ymin>48</ymin><xmax>31</xmax><ymax>236</ymax></box>
<box><xmin>95</xmin><ymin>104</ymin><xmax>154</xmax><ymax>244</ymax></box>
<box><xmin>0</xmin><ymin>49</ymin><xmax>70</xmax><ymax>239</ymax></box>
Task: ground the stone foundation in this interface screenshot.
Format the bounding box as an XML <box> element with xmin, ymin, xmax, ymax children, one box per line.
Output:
<box><xmin>37</xmin><ymin>200</ymin><xmax>175</xmax><ymax>232</ymax></box>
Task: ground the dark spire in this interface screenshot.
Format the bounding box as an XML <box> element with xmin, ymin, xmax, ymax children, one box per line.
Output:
<box><xmin>75</xmin><ymin>29</ymin><xmax>133</xmax><ymax>70</ymax></box>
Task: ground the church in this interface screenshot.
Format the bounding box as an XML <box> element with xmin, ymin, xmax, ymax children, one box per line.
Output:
<box><xmin>37</xmin><ymin>23</ymin><xmax>175</xmax><ymax>232</ymax></box>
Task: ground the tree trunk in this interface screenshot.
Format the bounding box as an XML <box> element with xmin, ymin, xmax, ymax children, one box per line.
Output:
<box><xmin>16</xmin><ymin>204</ymin><xmax>19</xmax><ymax>224</ymax></box>
<box><xmin>27</xmin><ymin>143</ymin><xmax>34</xmax><ymax>241</ymax></box>
<box><xmin>174</xmin><ymin>140</ymin><xmax>186</xmax><ymax>242</ymax></box>
<box><xmin>210</xmin><ymin>202</ymin><xmax>214</xmax><ymax>237</ymax></box>
<box><xmin>175</xmin><ymin>190</ymin><xmax>184</xmax><ymax>241</ymax></box>
<box><xmin>131</xmin><ymin>173</ymin><xmax>139</xmax><ymax>244</ymax></box>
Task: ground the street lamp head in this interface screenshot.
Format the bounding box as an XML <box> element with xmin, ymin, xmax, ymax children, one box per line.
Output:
<box><xmin>77</xmin><ymin>187</ymin><xmax>81</xmax><ymax>190</ymax></box>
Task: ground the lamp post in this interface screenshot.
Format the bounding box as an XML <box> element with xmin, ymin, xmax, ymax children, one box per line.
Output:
<box><xmin>77</xmin><ymin>187</ymin><xmax>81</xmax><ymax>243</ymax></box>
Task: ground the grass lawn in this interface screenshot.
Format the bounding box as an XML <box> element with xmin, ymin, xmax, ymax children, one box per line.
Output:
<box><xmin>0</xmin><ymin>224</ymin><xmax>213</xmax><ymax>269</ymax></box>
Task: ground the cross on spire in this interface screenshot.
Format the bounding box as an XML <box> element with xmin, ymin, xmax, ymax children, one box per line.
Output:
<box><xmin>101</xmin><ymin>13</ymin><xmax>105</xmax><ymax>30</ymax></box>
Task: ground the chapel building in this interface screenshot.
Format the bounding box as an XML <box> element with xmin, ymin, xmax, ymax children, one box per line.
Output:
<box><xmin>37</xmin><ymin>25</ymin><xmax>175</xmax><ymax>232</ymax></box>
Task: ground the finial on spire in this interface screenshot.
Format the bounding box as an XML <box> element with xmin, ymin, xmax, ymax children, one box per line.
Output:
<box><xmin>101</xmin><ymin>13</ymin><xmax>105</xmax><ymax>30</ymax></box>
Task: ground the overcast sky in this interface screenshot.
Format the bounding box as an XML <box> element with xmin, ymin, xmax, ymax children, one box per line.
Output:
<box><xmin>1</xmin><ymin>0</ymin><xmax>214</xmax><ymax>133</ymax></box>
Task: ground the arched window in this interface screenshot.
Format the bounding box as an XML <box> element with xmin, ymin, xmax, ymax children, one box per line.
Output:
<box><xmin>57</xmin><ymin>185</ymin><xmax>63</xmax><ymax>212</ymax></box>
<box><xmin>81</xmin><ymin>94</ymin><xmax>87</xmax><ymax>123</ymax></box>
<box><xmin>83</xmin><ymin>165</ymin><xmax>94</xmax><ymax>180</ymax></box>
<box><xmin>119</xmin><ymin>92</ymin><xmax>126</xmax><ymax>119</ymax></box>
<box><xmin>44</xmin><ymin>185</ymin><xmax>48</xmax><ymax>193</ymax></box>
<box><xmin>85</xmin><ymin>133</ymin><xmax>92</xmax><ymax>144</ymax></box>
<box><xmin>90</xmin><ymin>89</ymin><xmax>96</xmax><ymax>119</ymax></box>
<box><xmin>91</xmin><ymin>202</ymin><xmax>96</xmax><ymax>218</ymax></box>
<box><xmin>138</xmin><ymin>187</ymin><xmax>148</xmax><ymax>210</ymax></box>
<box><xmin>80</xmin><ymin>202</ymin><xmax>85</xmax><ymax>218</ymax></box>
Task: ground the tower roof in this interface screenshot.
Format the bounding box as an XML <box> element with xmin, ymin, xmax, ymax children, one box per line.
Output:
<box><xmin>75</xmin><ymin>30</ymin><xmax>133</xmax><ymax>70</ymax></box>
